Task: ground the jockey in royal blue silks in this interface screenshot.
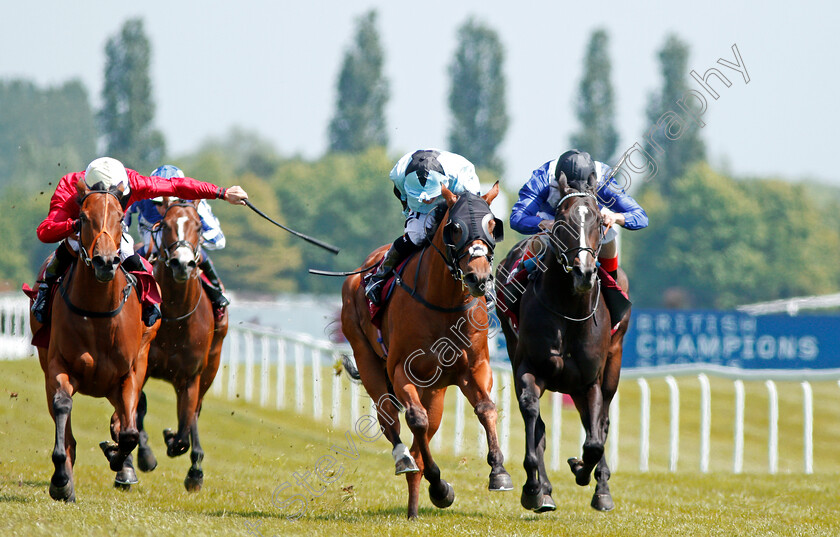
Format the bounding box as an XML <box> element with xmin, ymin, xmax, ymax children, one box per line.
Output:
<box><xmin>510</xmin><ymin>149</ymin><xmax>648</xmax><ymax>323</ymax></box>
<box><xmin>364</xmin><ymin>149</ymin><xmax>482</xmax><ymax>306</ymax></box>
<box><xmin>126</xmin><ymin>164</ymin><xmax>231</xmax><ymax>316</ymax></box>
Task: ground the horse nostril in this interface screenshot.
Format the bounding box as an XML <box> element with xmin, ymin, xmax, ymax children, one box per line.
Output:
<box><xmin>187</xmin><ymin>260</ymin><xmax>197</xmax><ymax>269</ymax></box>
<box><xmin>464</xmin><ymin>273</ymin><xmax>479</xmax><ymax>286</ymax></box>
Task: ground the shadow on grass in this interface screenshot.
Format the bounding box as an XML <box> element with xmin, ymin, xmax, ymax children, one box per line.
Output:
<box><xmin>207</xmin><ymin>505</ymin><xmax>498</xmax><ymax>523</ymax></box>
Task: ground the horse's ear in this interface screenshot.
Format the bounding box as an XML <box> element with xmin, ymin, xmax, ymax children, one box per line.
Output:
<box><xmin>482</xmin><ymin>181</ymin><xmax>500</xmax><ymax>205</ymax></box>
<box><xmin>75</xmin><ymin>178</ymin><xmax>87</xmax><ymax>200</ymax></box>
<box><xmin>441</xmin><ymin>184</ymin><xmax>458</xmax><ymax>207</ymax></box>
<box><xmin>555</xmin><ymin>171</ymin><xmax>571</xmax><ymax>194</ymax></box>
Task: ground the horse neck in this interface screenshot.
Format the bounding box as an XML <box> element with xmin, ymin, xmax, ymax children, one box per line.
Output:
<box><xmin>154</xmin><ymin>260</ymin><xmax>202</xmax><ymax>316</ymax></box>
<box><xmin>413</xmin><ymin>222</ymin><xmax>471</xmax><ymax>308</ymax></box>
<box><xmin>541</xmin><ymin>253</ymin><xmax>597</xmax><ymax>315</ymax></box>
<box><xmin>67</xmin><ymin>258</ymin><xmax>129</xmax><ymax>311</ymax></box>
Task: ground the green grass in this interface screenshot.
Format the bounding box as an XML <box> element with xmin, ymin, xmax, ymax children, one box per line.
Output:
<box><xmin>1</xmin><ymin>358</ymin><xmax>839</xmax><ymax>536</ymax></box>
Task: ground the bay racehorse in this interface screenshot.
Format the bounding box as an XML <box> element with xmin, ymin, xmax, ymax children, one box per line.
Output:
<box><xmin>341</xmin><ymin>184</ymin><xmax>512</xmax><ymax>519</ymax></box>
<box><xmin>495</xmin><ymin>175</ymin><xmax>630</xmax><ymax>513</ymax></box>
<box><xmin>29</xmin><ymin>180</ymin><xmax>158</xmax><ymax>501</ymax></box>
<box><xmin>133</xmin><ymin>197</ymin><xmax>228</xmax><ymax>491</ymax></box>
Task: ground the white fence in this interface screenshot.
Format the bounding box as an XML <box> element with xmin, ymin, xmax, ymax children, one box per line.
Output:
<box><xmin>216</xmin><ymin>323</ymin><xmax>832</xmax><ymax>475</ymax></box>
<box><xmin>1</xmin><ymin>294</ymin><xmax>830</xmax><ymax>475</ymax></box>
<box><xmin>0</xmin><ymin>296</ymin><xmax>35</xmax><ymax>359</ymax></box>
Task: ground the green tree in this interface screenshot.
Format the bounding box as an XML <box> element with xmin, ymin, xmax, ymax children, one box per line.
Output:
<box><xmin>624</xmin><ymin>163</ymin><xmax>840</xmax><ymax>308</ymax></box>
<box><xmin>643</xmin><ymin>34</ymin><xmax>705</xmax><ymax>193</ymax></box>
<box><xmin>570</xmin><ymin>29</ymin><xmax>619</xmax><ymax>162</ymax></box>
<box><xmin>0</xmin><ymin>79</ymin><xmax>96</xmax><ymax>189</ymax></box>
<box><xmin>272</xmin><ymin>146</ymin><xmax>402</xmax><ymax>294</ymax></box>
<box><xmin>328</xmin><ymin>10</ymin><xmax>389</xmax><ymax>153</ymax></box>
<box><xmin>99</xmin><ymin>18</ymin><xmax>165</xmax><ymax>171</ymax></box>
<box><xmin>448</xmin><ymin>18</ymin><xmax>508</xmax><ymax>176</ymax></box>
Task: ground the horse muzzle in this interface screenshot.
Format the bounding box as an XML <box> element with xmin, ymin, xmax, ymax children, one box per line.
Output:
<box><xmin>463</xmin><ymin>271</ymin><xmax>491</xmax><ymax>298</ymax></box>
<box><xmin>92</xmin><ymin>255</ymin><xmax>120</xmax><ymax>282</ymax></box>
<box><xmin>572</xmin><ymin>265</ymin><xmax>597</xmax><ymax>294</ymax></box>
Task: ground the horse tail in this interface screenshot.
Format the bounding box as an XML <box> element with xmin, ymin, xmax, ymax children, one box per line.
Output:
<box><xmin>340</xmin><ymin>353</ymin><xmax>362</xmax><ymax>382</ymax></box>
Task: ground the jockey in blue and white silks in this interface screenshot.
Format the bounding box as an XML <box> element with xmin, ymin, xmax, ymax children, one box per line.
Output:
<box><xmin>510</xmin><ymin>149</ymin><xmax>648</xmax><ymax>281</ymax></box>
<box><xmin>365</xmin><ymin>149</ymin><xmax>482</xmax><ymax>305</ymax></box>
<box><xmin>126</xmin><ymin>164</ymin><xmax>231</xmax><ymax>316</ymax></box>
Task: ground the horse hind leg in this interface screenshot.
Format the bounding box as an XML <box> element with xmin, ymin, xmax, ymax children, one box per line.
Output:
<box><xmin>567</xmin><ymin>383</ymin><xmax>605</xmax><ymax>487</ymax></box>
<box><xmin>101</xmin><ymin>411</ymin><xmax>139</xmax><ymax>490</ymax></box>
<box><xmin>136</xmin><ymin>391</ymin><xmax>158</xmax><ymax>472</ymax></box>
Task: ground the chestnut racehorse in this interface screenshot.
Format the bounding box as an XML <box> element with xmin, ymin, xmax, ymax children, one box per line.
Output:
<box><xmin>133</xmin><ymin>197</ymin><xmax>227</xmax><ymax>491</ymax></box>
<box><xmin>495</xmin><ymin>176</ymin><xmax>630</xmax><ymax>513</ymax></box>
<box><xmin>30</xmin><ymin>181</ymin><xmax>158</xmax><ymax>501</ymax></box>
<box><xmin>341</xmin><ymin>184</ymin><xmax>512</xmax><ymax>519</ymax></box>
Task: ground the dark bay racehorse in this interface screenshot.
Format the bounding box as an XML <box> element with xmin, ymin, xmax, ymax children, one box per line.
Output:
<box><xmin>29</xmin><ymin>181</ymin><xmax>158</xmax><ymax>501</ymax></box>
<box><xmin>495</xmin><ymin>175</ymin><xmax>630</xmax><ymax>512</ymax></box>
<box><xmin>133</xmin><ymin>197</ymin><xmax>228</xmax><ymax>491</ymax></box>
<box><xmin>341</xmin><ymin>184</ymin><xmax>512</xmax><ymax>519</ymax></box>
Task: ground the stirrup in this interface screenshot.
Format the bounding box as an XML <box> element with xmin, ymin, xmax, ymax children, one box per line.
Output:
<box><xmin>32</xmin><ymin>283</ymin><xmax>51</xmax><ymax>323</ymax></box>
<box><xmin>365</xmin><ymin>278</ymin><xmax>385</xmax><ymax>306</ymax></box>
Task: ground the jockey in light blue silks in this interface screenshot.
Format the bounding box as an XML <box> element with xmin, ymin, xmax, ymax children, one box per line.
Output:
<box><xmin>126</xmin><ymin>165</ymin><xmax>231</xmax><ymax>317</ymax></box>
<box><xmin>364</xmin><ymin>149</ymin><xmax>482</xmax><ymax>305</ymax></box>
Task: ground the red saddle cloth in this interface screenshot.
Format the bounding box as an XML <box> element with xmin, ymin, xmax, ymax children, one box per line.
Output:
<box><xmin>364</xmin><ymin>256</ymin><xmax>414</xmax><ymax>329</ymax></box>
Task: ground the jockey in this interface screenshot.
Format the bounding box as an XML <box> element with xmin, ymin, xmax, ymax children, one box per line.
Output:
<box><xmin>126</xmin><ymin>164</ymin><xmax>231</xmax><ymax>318</ymax></box>
<box><xmin>510</xmin><ymin>149</ymin><xmax>648</xmax><ymax>284</ymax></box>
<box><xmin>364</xmin><ymin>149</ymin><xmax>482</xmax><ymax>306</ymax></box>
<box><xmin>32</xmin><ymin>157</ymin><xmax>248</xmax><ymax>327</ymax></box>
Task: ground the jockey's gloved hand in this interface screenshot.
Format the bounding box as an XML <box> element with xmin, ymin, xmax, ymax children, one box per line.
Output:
<box><xmin>223</xmin><ymin>186</ymin><xmax>248</xmax><ymax>205</ymax></box>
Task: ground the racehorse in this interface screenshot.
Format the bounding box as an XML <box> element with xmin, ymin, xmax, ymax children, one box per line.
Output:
<box><xmin>133</xmin><ymin>197</ymin><xmax>228</xmax><ymax>491</ymax></box>
<box><xmin>495</xmin><ymin>174</ymin><xmax>630</xmax><ymax>513</ymax></box>
<box><xmin>29</xmin><ymin>180</ymin><xmax>158</xmax><ymax>501</ymax></box>
<box><xmin>341</xmin><ymin>184</ymin><xmax>512</xmax><ymax>519</ymax></box>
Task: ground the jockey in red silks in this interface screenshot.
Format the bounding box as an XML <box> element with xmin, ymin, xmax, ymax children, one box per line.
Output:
<box><xmin>32</xmin><ymin>157</ymin><xmax>249</xmax><ymax>326</ymax></box>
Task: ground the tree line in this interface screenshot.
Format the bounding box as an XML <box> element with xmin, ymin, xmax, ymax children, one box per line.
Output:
<box><xmin>0</xmin><ymin>14</ymin><xmax>838</xmax><ymax>309</ymax></box>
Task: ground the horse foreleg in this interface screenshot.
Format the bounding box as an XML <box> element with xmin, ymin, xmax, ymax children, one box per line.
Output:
<box><xmin>47</xmin><ymin>370</ymin><xmax>76</xmax><ymax>502</ymax></box>
<box><xmin>568</xmin><ymin>382</ymin><xmax>605</xmax><ymax>487</ymax></box>
<box><xmin>101</xmin><ymin>373</ymin><xmax>141</xmax><ymax>481</ymax></box>
<box><xmin>136</xmin><ymin>391</ymin><xmax>158</xmax><ymax>472</ymax></box>
<box><xmin>515</xmin><ymin>367</ymin><xmax>552</xmax><ymax>511</ymax></box>
<box><xmin>184</xmin><ymin>415</ymin><xmax>205</xmax><ymax>492</ymax></box>
<box><xmin>392</xmin><ymin>369</ymin><xmax>452</xmax><ymax>518</ymax></box>
<box><xmin>458</xmin><ymin>364</ymin><xmax>512</xmax><ymax>492</ymax></box>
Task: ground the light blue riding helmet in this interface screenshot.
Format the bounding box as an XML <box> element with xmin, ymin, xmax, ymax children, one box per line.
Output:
<box><xmin>150</xmin><ymin>165</ymin><xmax>186</xmax><ymax>202</ymax></box>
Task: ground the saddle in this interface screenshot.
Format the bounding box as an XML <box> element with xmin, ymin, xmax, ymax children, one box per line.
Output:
<box><xmin>363</xmin><ymin>254</ymin><xmax>415</xmax><ymax>329</ymax></box>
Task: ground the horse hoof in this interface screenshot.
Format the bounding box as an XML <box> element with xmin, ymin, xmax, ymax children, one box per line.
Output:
<box><xmin>115</xmin><ymin>467</ymin><xmax>138</xmax><ymax>486</ymax></box>
<box><xmin>567</xmin><ymin>457</ymin><xmax>591</xmax><ymax>486</ymax></box>
<box><xmin>137</xmin><ymin>448</ymin><xmax>157</xmax><ymax>473</ymax></box>
<box><xmin>591</xmin><ymin>493</ymin><xmax>614</xmax><ymax>511</ymax></box>
<box><xmin>394</xmin><ymin>454</ymin><xmax>420</xmax><ymax>475</ymax></box>
<box><xmin>429</xmin><ymin>480</ymin><xmax>455</xmax><ymax>509</ymax></box>
<box><xmin>114</xmin><ymin>481</ymin><xmax>131</xmax><ymax>491</ymax></box>
<box><xmin>49</xmin><ymin>478</ymin><xmax>75</xmax><ymax>502</ymax></box>
<box><xmin>520</xmin><ymin>489</ymin><xmax>542</xmax><ymax>511</ymax></box>
<box><xmin>163</xmin><ymin>429</ymin><xmax>189</xmax><ymax>457</ymax></box>
<box><xmin>488</xmin><ymin>471</ymin><xmax>513</xmax><ymax>491</ymax></box>
<box><xmin>534</xmin><ymin>495</ymin><xmax>556</xmax><ymax>513</ymax></box>
<box><xmin>184</xmin><ymin>469</ymin><xmax>203</xmax><ymax>492</ymax></box>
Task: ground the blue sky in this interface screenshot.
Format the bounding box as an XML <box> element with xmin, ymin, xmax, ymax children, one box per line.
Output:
<box><xmin>4</xmin><ymin>1</ymin><xmax>838</xmax><ymax>186</ymax></box>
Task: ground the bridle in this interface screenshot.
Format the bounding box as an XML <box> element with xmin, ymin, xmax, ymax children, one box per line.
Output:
<box><xmin>434</xmin><ymin>192</ymin><xmax>504</xmax><ymax>284</ymax></box>
<box><xmin>77</xmin><ymin>190</ymin><xmax>124</xmax><ymax>268</ymax></box>
<box><xmin>153</xmin><ymin>202</ymin><xmax>202</xmax><ymax>270</ymax></box>
<box><xmin>549</xmin><ymin>192</ymin><xmax>603</xmax><ymax>274</ymax></box>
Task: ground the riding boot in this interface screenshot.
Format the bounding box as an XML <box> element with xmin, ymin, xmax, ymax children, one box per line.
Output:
<box><xmin>123</xmin><ymin>253</ymin><xmax>161</xmax><ymax>327</ymax></box>
<box><xmin>32</xmin><ymin>242</ymin><xmax>74</xmax><ymax>323</ymax></box>
<box><xmin>198</xmin><ymin>255</ymin><xmax>230</xmax><ymax>319</ymax></box>
<box><xmin>364</xmin><ymin>243</ymin><xmax>406</xmax><ymax>307</ymax></box>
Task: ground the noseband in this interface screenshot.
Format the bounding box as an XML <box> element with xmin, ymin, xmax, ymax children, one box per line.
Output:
<box><xmin>550</xmin><ymin>192</ymin><xmax>602</xmax><ymax>274</ymax></box>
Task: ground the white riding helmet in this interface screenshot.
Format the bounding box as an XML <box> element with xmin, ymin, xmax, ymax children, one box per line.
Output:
<box><xmin>84</xmin><ymin>157</ymin><xmax>131</xmax><ymax>196</ymax></box>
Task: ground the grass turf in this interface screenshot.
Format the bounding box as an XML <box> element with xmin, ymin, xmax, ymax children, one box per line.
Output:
<box><xmin>1</xmin><ymin>358</ymin><xmax>838</xmax><ymax>536</ymax></box>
